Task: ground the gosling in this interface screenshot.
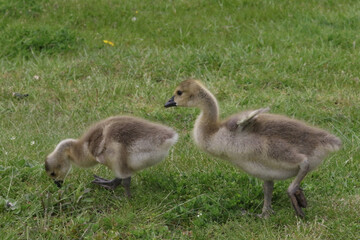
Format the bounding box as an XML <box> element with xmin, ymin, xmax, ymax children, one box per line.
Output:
<box><xmin>45</xmin><ymin>116</ymin><xmax>178</xmax><ymax>197</ymax></box>
<box><xmin>165</xmin><ymin>79</ymin><xmax>341</xmax><ymax>218</ymax></box>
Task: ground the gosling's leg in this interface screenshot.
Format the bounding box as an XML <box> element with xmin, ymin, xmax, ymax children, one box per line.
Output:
<box><xmin>92</xmin><ymin>175</ymin><xmax>122</xmax><ymax>190</ymax></box>
<box><xmin>260</xmin><ymin>180</ymin><xmax>275</xmax><ymax>218</ymax></box>
<box><xmin>122</xmin><ymin>177</ymin><xmax>132</xmax><ymax>198</ymax></box>
<box><xmin>287</xmin><ymin>160</ymin><xmax>310</xmax><ymax>218</ymax></box>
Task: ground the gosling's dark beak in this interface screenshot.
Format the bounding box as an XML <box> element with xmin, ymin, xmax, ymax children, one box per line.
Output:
<box><xmin>164</xmin><ymin>96</ymin><xmax>177</xmax><ymax>108</ymax></box>
<box><xmin>54</xmin><ymin>180</ymin><xmax>63</xmax><ymax>188</ymax></box>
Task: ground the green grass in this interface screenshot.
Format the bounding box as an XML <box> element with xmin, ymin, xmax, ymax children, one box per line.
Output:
<box><xmin>0</xmin><ymin>0</ymin><xmax>359</xmax><ymax>239</ymax></box>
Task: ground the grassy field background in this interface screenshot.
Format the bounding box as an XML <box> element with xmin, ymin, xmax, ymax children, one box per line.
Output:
<box><xmin>1</xmin><ymin>0</ymin><xmax>359</xmax><ymax>239</ymax></box>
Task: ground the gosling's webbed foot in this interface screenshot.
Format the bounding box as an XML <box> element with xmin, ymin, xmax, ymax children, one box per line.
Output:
<box><xmin>288</xmin><ymin>187</ymin><xmax>306</xmax><ymax>218</ymax></box>
<box><xmin>92</xmin><ymin>175</ymin><xmax>109</xmax><ymax>182</ymax></box>
<box><xmin>289</xmin><ymin>196</ymin><xmax>305</xmax><ymax>218</ymax></box>
<box><xmin>92</xmin><ymin>175</ymin><xmax>122</xmax><ymax>191</ymax></box>
<box><xmin>258</xmin><ymin>208</ymin><xmax>275</xmax><ymax>219</ymax></box>
<box><xmin>295</xmin><ymin>188</ymin><xmax>307</xmax><ymax>208</ymax></box>
<box><xmin>92</xmin><ymin>175</ymin><xmax>132</xmax><ymax>198</ymax></box>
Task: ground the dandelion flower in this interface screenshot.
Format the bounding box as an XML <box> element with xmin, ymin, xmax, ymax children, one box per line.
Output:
<box><xmin>135</xmin><ymin>10</ymin><xmax>138</xmax><ymax>14</ymax></box>
<box><xmin>131</xmin><ymin>17</ymin><xmax>137</xmax><ymax>22</ymax></box>
<box><xmin>103</xmin><ymin>40</ymin><xmax>115</xmax><ymax>46</ymax></box>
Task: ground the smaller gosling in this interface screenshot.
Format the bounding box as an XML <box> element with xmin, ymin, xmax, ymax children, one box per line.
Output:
<box><xmin>45</xmin><ymin>116</ymin><xmax>178</xmax><ymax>197</ymax></box>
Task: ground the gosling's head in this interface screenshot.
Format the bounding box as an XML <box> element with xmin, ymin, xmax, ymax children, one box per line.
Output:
<box><xmin>45</xmin><ymin>139</ymin><xmax>75</xmax><ymax>188</ymax></box>
<box><xmin>165</xmin><ymin>79</ymin><xmax>210</xmax><ymax>108</ymax></box>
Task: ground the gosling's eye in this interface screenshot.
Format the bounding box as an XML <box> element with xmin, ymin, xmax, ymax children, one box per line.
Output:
<box><xmin>50</xmin><ymin>172</ymin><xmax>56</xmax><ymax>177</ymax></box>
<box><xmin>177</xmin><ymin>90</ymin><xmax>183</xmax><ymax>96</ymax></box>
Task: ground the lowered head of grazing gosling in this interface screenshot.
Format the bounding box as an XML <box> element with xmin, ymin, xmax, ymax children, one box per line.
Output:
<box><xmin>45</xmin><ymin>139</ymin><xmax>75</xmax><ymax>187</ymax></box>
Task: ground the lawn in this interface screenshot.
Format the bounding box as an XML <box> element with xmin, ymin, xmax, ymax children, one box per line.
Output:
<box><xmin>0</xmin><ymin>0</ymin><xmax>359</xmax><ymax>239</ymax></box>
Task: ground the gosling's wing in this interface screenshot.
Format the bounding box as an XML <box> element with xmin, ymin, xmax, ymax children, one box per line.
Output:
<box><xmin>225</xmin><ymin>107</ymin><xmax>270</xmax><ymax>132</ymax></box>
<box><xmin>236</xmin><ymin>107</ymin><xmax>270</xmax><ymax>131</ymax></box>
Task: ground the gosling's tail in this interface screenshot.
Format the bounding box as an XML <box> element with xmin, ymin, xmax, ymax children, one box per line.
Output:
<box><xmin>323</xmin><ymin>134</ymin><xmax>342</xmax><ymax>152</ymax></box>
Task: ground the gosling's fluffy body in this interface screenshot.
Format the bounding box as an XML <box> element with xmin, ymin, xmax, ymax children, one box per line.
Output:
<box><xmin>165</xmin><ymin>79</ymin><xmax>341</xmax><ymax>217</ymax></box>
<box><xmin>197</xmin><ymin>112</ymin><xmax>341</xmax><ymax>181</ymax></box>
<box><xmin>45</xmin><ymin>116</ymin><xmax>178</xmax><ymax>193</ymax></box>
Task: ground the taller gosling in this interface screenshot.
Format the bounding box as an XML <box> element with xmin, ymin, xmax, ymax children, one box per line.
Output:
<box><xmin>45</xmin><ymin>116</ymin><xmax>178</xmax><ymax>197</ymax></box>
<box><xmin>165</xmin><ymin>79</ymin><xmax>341</xmax><ymax>218</ymax></box>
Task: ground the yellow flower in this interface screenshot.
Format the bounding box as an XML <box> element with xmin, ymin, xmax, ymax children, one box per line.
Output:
<box><xmin>135</xmin><ymin>10</ymin><xmax>138</xmax><ymax>14</ymax></box>
<box><xmin>103</xmin><ymin>40</ymin><xmax>115</xmax><ymax>46</ymax></box>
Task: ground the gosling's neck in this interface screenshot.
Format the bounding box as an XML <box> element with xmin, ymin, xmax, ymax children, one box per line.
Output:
<box><xmin>196</xmin><ymin>88</ymin><xmax>220</xmax><ymax>135</ymax></box>
<box><xmin>56</xmin><ymin>138</ymin><xmax>88</xmax><ymax>166</ymax></box>
<box><xmin>55</xmin><ymin>139</ymin><xmax>76</xmax><ymax>155</ymax></box>
<box><xmin>68</xmin><ymin>139</ymin><xmax>98</xmax><ymax>167</ymax></box>
<box><xmin>50</xmin><ymin>139</ymin><xmax>76</xmax><ymax>167</ymax></box>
